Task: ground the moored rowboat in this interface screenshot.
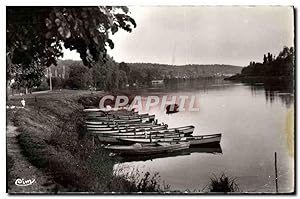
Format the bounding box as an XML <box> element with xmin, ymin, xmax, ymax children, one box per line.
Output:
<box><xmin>85</xmin><ymin>123</ymin><xmax>164</xmax><ymax>129</ymax></box>
<box><xmin>85</xmin><ymin>119</ymin><xmax>152</xmax><ymax>125</ymax></box>
<box><xmin>95</xmin><ymin>130</ymin><xmax>189</xmax><ymax>138</ymax></box>
<box><xmin>87</xmin><ymin>125</ymin><xmax>166</xmax><ymax>133</ymax></box>
<box><xmin>105</xmin><ymin>141</ymin><xmax>190</xmax><ymax>155</ymax></box>
<box><xmin>83</xmin><ymin>108</ymin><xmax>138</xmax><ymax>115</ymax></box>
<box><xmin>89</xmin><ymin>125</ymin><xmax>194</xmax><ymax>135</ymax></box>
<box><xmin>93</xmin><ymin>127</ymin><xmax>195</xmax><ymax>143</ymax></box>
<box><xmin>117</xmin><ymin>133</ymin><xmax>222</xmax><ymax>146</ymax></box>
<box><xmin>85</xmin><ymin>112</ymin><xmax>149</xmax><ymax>118</ymax></box>
<box><xmin>184</xmin><ymin>134</ymin><xmax>222</xmax><ymax>146</ymax></box>
<box><xmin>85</xmin><ymin>114</ymin><xmax>155</xmax><ymax>122</ymax></box>
<box><xmin>85</xmin><ymin>120</ymin><xmax>153</xmax><ymax>125</ymax></box>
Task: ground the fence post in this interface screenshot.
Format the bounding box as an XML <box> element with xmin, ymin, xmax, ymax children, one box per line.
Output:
<box><xmin>275</xmin><ymin>152</ymin><xmax>278</xmax><ymax>193</ymax></box>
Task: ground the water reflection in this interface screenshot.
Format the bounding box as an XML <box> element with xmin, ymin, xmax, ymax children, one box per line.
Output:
<box><xmin>245</xmin><ymin>79</ymin><xmax>294</xmax><ymax>108</ymax></box>
<box><xmin>120</xmin><ymin>145</ymin><xmax>222</xmax><ymax>163</ymax></box>
<box><xmin>126</xmin><ymin>78</ymin><xmax>294</xmax><ymax>108</ymax></box>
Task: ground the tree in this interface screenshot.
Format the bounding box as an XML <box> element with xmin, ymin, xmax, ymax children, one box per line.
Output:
<box><xmin>10</xmin><ymin>62</ymin><xmax>45</xmax><ymax>93</ymax></box>
<box><xmin>119</xmin><ymin>62</ymin><xmax>130</xmax><ymax>75</ymax></box>
<box><xmin>267</xmin><ymin>52</ymin><xmax>273</xmax><ymax>63</ymax></box>
<box><xmin>49</xmin><ymin>77</ymin><xmax>64</xmax><ymax>89</ymax></box>
<box><xmin>263</xmin><ymin>54</ymin><xmax>267</xmax><ymax>64</ymax></box>
<box><xmin>118</xmin><ymin>70</ymin><xmax>128</xmax><ymax>88</ymax></box>
<box><xmin>91</xmin><ymin>55</ymin><xmax>128</xmax><ymax>91</ymax></box>
<box><xmin>7</xmin><ymin>6</ymin><xmax>136</xmax><ymax>87</ymax></box>
<box><xmin>278</xmin><ymin>46</ymin><xmax>290</xmax><ymax>59</ymax></box>
<box><xmin>91</xmin><ymin>63</ymin><xmax>108</xmax><ymax>90</ymax></box>
<box><xmin>66</xmin><ymin>63</ymin><xmax>91</xmax><ymax>89</ymax></box>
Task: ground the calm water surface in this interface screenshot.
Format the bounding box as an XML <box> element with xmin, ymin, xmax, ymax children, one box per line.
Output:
<box><xmin>114</xmin><ymin>79</ymin><xmax>294</xmax><ymax>193</ymax></box>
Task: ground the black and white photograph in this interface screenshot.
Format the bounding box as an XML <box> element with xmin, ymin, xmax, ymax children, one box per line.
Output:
<box><xmin>5</xmin><ymin>2</ymin><xmax>295</xmax><ymax>194</ymax></box>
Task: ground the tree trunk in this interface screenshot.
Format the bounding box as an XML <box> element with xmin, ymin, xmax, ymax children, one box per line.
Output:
<box><xmin>6</xmin><ymin>80</ymin><xmax>9</xmax><ymax>101</ymax></box>
<box><xmin>49</xmin><ymin>73</ymin><xmax>52</xmax><ymax>91</ymax></box>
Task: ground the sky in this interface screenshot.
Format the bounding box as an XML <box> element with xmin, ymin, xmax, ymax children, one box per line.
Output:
<box><xmin>62</xmin><ymin>6</ymin><xmax>294</xmax><ymax>67</ymax></box>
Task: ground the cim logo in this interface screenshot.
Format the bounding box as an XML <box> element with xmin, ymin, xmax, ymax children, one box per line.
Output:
<box><xmin>15</xmin><ymin>178</ymin><xmax>35</xmax><ymax>186</ymax></box>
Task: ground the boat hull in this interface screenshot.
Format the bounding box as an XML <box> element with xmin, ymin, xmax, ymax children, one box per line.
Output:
<box><xmin>89</xmin><ymin>126</ymin><xmax>194</xmax><ymax>135</ymax></box>
<box><xmin>96</xmin><ymin>132</ymin><xmax>191</xmax><ymax>143</ymax></box>
<box><xmin>87</xmin><ymin>126</ymin><xmax>166</xmax><ymax>133</ymax></box>
<box><xmin>86</xmin><ymin>123</ymin><xmax>163</xmax><ymax>129</ymax></box>
<box><xmin>88</xmin><ymin>125</ymin><xmax>167</xmax><ymax>133</ymax></box>
<box><xmin>187</xmin><ymin>134</ymin><xmax>221</xmax><ymax>146</ymax></box>
<box><xmin>85</xmin><ymin>120</ymin><xmax>151</xmax><ymax>125</ymax></box>
<box><xmin>85</xmin><ymin>113</ymin><xmax>152</xmax><ymax>120</ymax></box>
<box><xmin>105</xmin><ymin>142</ymin><xmax>190</xmax><ymax>155</ymax></box>
<box><xmin>118</xmin><ymin>134</ymin><xmax>222</xmax><ymax>146</ymax></box>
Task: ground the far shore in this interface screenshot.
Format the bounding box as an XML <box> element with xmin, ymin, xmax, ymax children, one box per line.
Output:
<box><xmin>224</xmin><ymin>74</ymin><xmax>293</xmax><ymax>82</ymax></box>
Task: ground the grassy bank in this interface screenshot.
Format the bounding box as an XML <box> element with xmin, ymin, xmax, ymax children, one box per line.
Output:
<box><xmin>7</xmin><ymin>90</ymin><xmax>165</xmax><ymax>193</ymax></box>
<box><xmin>7</xmin><ymin>90</ymin><xmax>240</xmax><ymax>193</ymax></box>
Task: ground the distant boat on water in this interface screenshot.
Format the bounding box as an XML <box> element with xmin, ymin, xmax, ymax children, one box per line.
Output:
<box><xmin>166</xmin><ymin>104</ymin><xmax>179</xmax><ymax>114</ymax></box>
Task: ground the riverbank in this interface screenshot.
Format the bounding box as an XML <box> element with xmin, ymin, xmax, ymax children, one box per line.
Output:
<box><xmin>6</xmin><ymin>90</ymin><xmax>165</xmax><ymax>193</ymax></box>
<box><xmin>7</xmin><ymin>123</ymin><xmax>56</xmax><ymax>192</ymax></box>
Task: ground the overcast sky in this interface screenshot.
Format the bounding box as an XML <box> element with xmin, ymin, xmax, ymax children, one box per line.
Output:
<box><xmin>62</xmin><ymin>6</ymin><xmax>294</xmax><ymax>67</ymax></box>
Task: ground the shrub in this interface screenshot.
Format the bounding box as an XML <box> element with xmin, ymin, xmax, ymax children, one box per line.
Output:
<box><xmin>33</xmin><ymin>78</ymin><xmax>49</xmax><ymax>91</ymax></box>
<box><xmin>208</xmin><ymin>174</ymin><xmax>239</xmax><ymax>193</ymax></box>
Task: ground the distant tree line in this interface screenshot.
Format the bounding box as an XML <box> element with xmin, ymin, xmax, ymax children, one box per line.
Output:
<box><xmin>9</xmin><ymin>57</ymin><xmax>242</xmax><ymax>93</ymax></box>
<box><xmin>127</xmin><ymin>63</ymin><xmax>242</xmax><ymax>85</ymax></box>
<box><xmin>27</xmin><ymin>61</ymin><xmax>241</xmax><ymax>92</ymax></box>
<box><xmin>240</xmin><ymin>46</ymin><xmax>294</xmax><ymax>77</ymax></box>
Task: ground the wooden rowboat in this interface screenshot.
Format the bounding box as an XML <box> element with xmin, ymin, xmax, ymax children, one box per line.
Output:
<box><xmin>95</xmin><ymin>130</ymin><xmax>189</xmax><ymax>138</ymax></box>
<box><xmin>85</xmin><ymin>118</ymin><xmax>151</xmax><ymax>125</ymax></box>
<box><xmin>85</xmin><ymin>114</ymin><xmax>155</xmax><ymax>122</ymax></box>
<box><xmin>184</xmin><ymin>134</ymin><xmax>222</xmax><ymax>146</ymax></box>
<box><xmin>96</xmin><ymin>134</ymin><xmax>188</xmax><ymax>144</ymax></box>
<box><xmin>85</xmin><ymin>120</ymin><xmax>154</xmax><ymax>125</ymax></box>
<box><xmin>84</xmin><ymin>112</ymin><xmax>149</xmax><ymax>118</ymax></box>
<box><xmin>117</xmin><ymin>133</ymin><xmax>222</xmax><ymax>147</ymax></box>
<box><xmin>93</xmin><ymin>127</ymin><xmax>195</xmax><ymax>143</ymax></box>
<box><xmin>89</xmin><ymin>125</ymin><xmax>194</xmax><ymax>135</ymax></box>
<box><xmin>85</xmin><ymin>123</ymin><xmax>164</xmax><ymax>129</ymax></box>
<box><xmin>87</xmin><ymin>125</ymin><xmax>167</xmax><ymax>133</ymax></box>
<box><xmin>105</xmin><ymin>141</ymin><xmax>190</xmax><ymax>155</ymax></box>
<box><xmin>88</xmin><ymin>118</ymin><xmax>143</xmax><ymax>123</ymax></box>
<box><xmin>83</xmin><ymin>108</ymin><xmax>137</xmax><ymax>114</ymax></box>
<box><xmin>166</xmin><ymin>104</ymin><xmax>179</xmax><ymax>114</ymax></box>
<box><xmin>87</xmin><ymin>125</ymin><xmax>165</xmax><ymax>131</ymax></box>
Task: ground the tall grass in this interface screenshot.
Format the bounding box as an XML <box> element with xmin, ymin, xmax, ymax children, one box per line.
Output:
<box><xmin>112</xmin><ymin>167</ymin><xmax>171</xmax><ymax>192</ymax></box>
<box><xmin>208</xmin><ymin>173</ymin><xmax>239</xmax><ymax>193</ymax></box>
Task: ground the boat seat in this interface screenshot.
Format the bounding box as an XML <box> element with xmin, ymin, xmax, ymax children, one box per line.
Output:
<box><xmin>157</xmin><ymin>142</ymin><xmax>171</xmax><ymax>146</ymax></box>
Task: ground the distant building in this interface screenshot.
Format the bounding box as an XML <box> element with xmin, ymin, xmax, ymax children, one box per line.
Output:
<box><xmin>45</xmin><ymin>64</ymin><xmax>68</xmax><ymax>79</ymax></box>
<box><xmin>151</xmin><ymin>80</ymin><xmax>164</xmax><ymax>84</ymax></box>
<box><xmin>222</xmin><ymin>73</ymin><xmax>236</xmax><ymax>77</ymax></box>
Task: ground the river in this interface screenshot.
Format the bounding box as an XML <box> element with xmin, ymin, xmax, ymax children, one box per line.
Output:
<box><xmin>113</xmin><ymin>78</ymin><xmax>294</xmax><ymax>193</ymax></box>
